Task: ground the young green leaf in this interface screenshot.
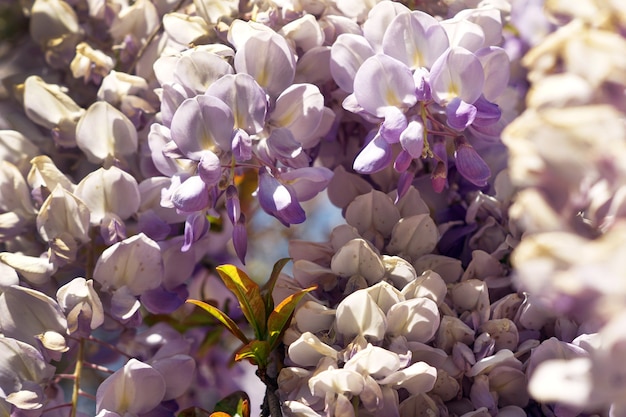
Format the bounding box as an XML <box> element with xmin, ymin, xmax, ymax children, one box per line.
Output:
<box><xmin>216</xmin><ymin>265</ymin><xmax>266</xmax><ymax>339</ymax></box>
<box><xmin>212</xmin><ymin>391</ymin><xmax>250</xmax><ymax>417</ymax></box>
<box><xmin>235</xmin><ymin>340</ymin><xmax>271</xmax><ymax>368</ymax></box>
<box><xmin>186</xmin><ymin>299</ymin><xmax>250</xmax><ymax>345</ymax></box>
<box><xmin>267</xmin><ymin>285</ymin><xmax>317</xmax><ymax>351</ymax></box>
<box><xmin>261</xmin><ymin>257</ymin><xmax>291</xmax><ymax>314</ymax></box>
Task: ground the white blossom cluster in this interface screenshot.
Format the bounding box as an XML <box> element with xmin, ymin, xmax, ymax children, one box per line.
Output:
<box><xmin>503</xmin><ymin>1</ymin><xmax>626</xmax><ymax>415</ymax></box>
<box><xmin>275</xmin><ymin>183</ymin><xmax>560</xmax><ymax>417</ymax></box>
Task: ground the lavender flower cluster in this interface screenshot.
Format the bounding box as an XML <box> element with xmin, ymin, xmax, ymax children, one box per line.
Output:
<box><xmin>0</xmin><ymin>0</ymin><xmax>622</xmax><ymax>416</ymax></box>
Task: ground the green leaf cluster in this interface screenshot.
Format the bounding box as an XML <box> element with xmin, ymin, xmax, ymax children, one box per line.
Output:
<box><xmin>186</xmin><ymin>258</ymin><xmax>316</xmax><ymax>371</ymax></box>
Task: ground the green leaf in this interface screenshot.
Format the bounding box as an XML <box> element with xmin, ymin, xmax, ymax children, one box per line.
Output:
<box><xmin>267</xmin><ymin>285</ymin><xmax>317</xmax><ymax>351</ymax></box>
<box><xmin>216</xmin><ymin>265</ymin><xmax>266</xmax><ymax>339</ymax></box>
<box><xmin>261</xmin><ymin>257</ymin><xmax>291</xmax><ymax>315</ymax></box>
<box><xmin>186</xmin><ymin>299</ymin><xmax>249</xmax><ymax>345</ymax></box>
<box><xmin>213</xmin><ymin>391</ymin><xmax>250</xmax><ymax>417</ymax></box>
<box><xmin>235</xmin><ymin>340</ymin><xmax>270</xmax><ymax>368</ymax></box>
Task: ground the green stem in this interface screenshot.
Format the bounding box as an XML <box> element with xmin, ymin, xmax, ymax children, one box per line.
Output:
<box><xmin>70</xmin><ymin>338</ymin><xmax>85</xmax><ymax>417</ymax></box>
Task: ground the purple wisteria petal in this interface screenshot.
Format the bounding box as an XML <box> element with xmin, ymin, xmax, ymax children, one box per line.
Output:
<box><xmin>258</xmin><ymin>168</ymin><xmax>306</xmax><ymax>226</ymax></box>
<box><xmin>382</xmin><ymin>11</ymin><xmax>448</xmax><ymax>70</ymax></box>
<box><xmin>429</xmin><ymin>47</ymin><xmax>485</xmax><ymax>105</ymax></box>
<box><xmin>173</xmin><ymin>51</ymin><xmax>234</xmax><ymax>95</ymax></box>
<box><xmin>380</xmin><ymin>107</ymin><xmax>407</xmax><ymax>144</ymax></box>
<box><xmin>279</xmin><ymin>167</ymin><xmax>334</xmax><ymax>201</ymax></box>
<box><xmin>399</xmin><ymin>120</ymin><xmax>424</xmax><ymax>158</ymax></box>
<box><xmin>472</xmin><ymin>96</ymin><xmax>501</xmax><ymax>127</ymax></box>
<box><xmin>394</xmin><ymin>150</ymin><xmax>412</xmax><ymax>173</ymax></box>
<box><xmin>353</xmin><ymin>131</ymin><xmax>393</xmax><ymax>174</ymax></box>
<box><xmin>147</xmin><ymin>124</ymin><xmax>180</xmax><ymax>177</ymax></box>
<box><xmin>233</xmin><ymin>214</ymin><xmax>248</xmax><ymax>264</ymax></box>
<box><xmin>182</xmin><ymin>212</ymin><xmax>209</xmax><ymax>252</ymax></box>
<box><xmin>232</xmin><ymin>128</ymin><xmax>252</xmax><ymax>161</ymax></box>
<box><xmin>475</xmin><ymin>46</ymin><xmax>510</xmax><ymax>101</ymax></box>
<box><xmin>160</xmin><ymin>83</ymin><xmax>188</xmax><ymax>128</ymax></box>
<box><xmin>270</xmin><ymin>83</ymin><xmax>325</xmax><ymax>147</ymax></box>
<box><xmin>140</xmin><ymin>285</ymin><xmax>186</xmax><ymax>314</ymax></box>
<box><xmin>205</xmin><ymin>73</ymin><xmax>267</xmax><ymax>134</ymax></box>
<box><xmin>454</xmin><ymin>136</ymin><xmax>491</xmax><ymax>187</ymax></box>
<box><xmin>413</xmin><ymin>67</ymin><xmax>431</xmax><ymax>101</ymax></box>
<box><xmin>225</xmin><ymin>185</ymin><xmax>241</xmax><ymax>224</ymax></box>
<box><xmin>353</xmin><ymin>54</ymin><xmax>417</xmax><ymax>117</ymax></box>
<box><xmin>431</xmin><ymin>138</ymin><xmax>448</xmax><ymax>193</ymax></box>
<box><xmin>330</xmin><ymin>33</ymin><xmax>375</xmax><ymax>93</ymax></box>
<box><xmin>170</xmin><ymin>95</ymin><xmax>234</xmax><ymax>160</ymax></box>
<box><xmin>441</xmin><ymin>18</ymin><xmax>485</xmax><ymax>52</ymax></box>
<box><xmin>446</xmin><ymin>98</ymin><xmax>477</xmax><ymax>130</ymax></box>
<box><xmin>197</xmin><ymin>150</ymin><xmax>222</xmax><ymax>186</ymax></box>
<box><xmin>171</xmin><ymin>175</ymin><xmax>210</xmax><ymax>213</ymax></box>
<box><xmin>96</xmin><ymin>359</ymin><xmax>166</xmax><ymax>416</ymax></box>
<box><xmin>362</xmin><ymin>1</ymin><xmax>410</xmax><ymax>51</ymax></box>
<box><xmin>267</xmin><ymin>128</ymin><xmax>310</xmax><ymax>169</ymax></box>
<box><xmin>396</xmin><ymin>171</ymin><xmax>415</xmax><ymax>201</ymax></box>
<box><xmin>234</xmin><ymin>31</ymin><xmax>295</xmax><ymax>98</ymax></box>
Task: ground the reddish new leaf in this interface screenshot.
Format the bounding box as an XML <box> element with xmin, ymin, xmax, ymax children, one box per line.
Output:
<box><xmin>267</xmin><ymin>285</ymin><xmax>317</xmax><ymax>350</ymax></box>
<box><xmin>216</xmin><ymin>264</ymin><xmax>266</xmax><ymax>339</ymax></box>
<box><xmin>235</xmin><ymin>340</ymin><xmax>270</xmax><ymax>368</ymax></box>
<box><xmin>186</xmin><ymin>299</ymin><xmax>249</xmax><ymax>345</ymax></box>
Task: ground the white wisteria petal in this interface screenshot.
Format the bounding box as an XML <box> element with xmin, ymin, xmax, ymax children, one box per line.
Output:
<box><xmin>57</xmin><ymin>278</ymin><xmax>104</xmax><ymax>331</ymax></box>
<box><xmin>28</xmin><ymin>155</ymin><xmax>75</xmax><ymax>193</ymax></box>
<box><xmin>528</xmin><ymin>358</ymin><xmax>593</xmax><ymax>407</ymax></box>
<box><xmin>386</xmin><ymin>214</ymin><xmax>438</xmax><ymax>262</ymax></box>
<box><xmin>270</xmin><ymin>84</ymin><xmax>325</xmax><ymax>145</ymax></box>
<box><xmin>93</xmin><ymin>233</ymin><xmax>163</xmax><ymax>295</ymax></box>
<box><xmin>0</xmin><ymin>161</ymin><xmax>35</xmax><ymax>216</ymax></box>
<box><xmin>386</xmin><ymin>297</ymin><xmax>440</xmax><ymax>343</ymax></box>
<box><xmin>365</xmin><ymin>281</ymin><xmax>403</xmax><ymax>314</ymax></box>
<box><xmin>377</xmin><ymin>361</ymin><xmax>437</xmax><ymax>395</ymax></box>
<box><xmin>29</xmin><ymin>0</ymin><xmax>80</xmax><ymax>46</ymax></box>
<box><xmin>288</xmin><ymin>332</ymin><xmax>338</xmax><ymax>367</ymax></box>
<box><xmin>309</xmin><ymin>369</ymin><xmax>364</xmax><ymax>397</ymax></box>
<box><xmin>294</xmin><ymin>301</ymin><xmax>336</xmax><ymax>334</ymax></box>
<box><xmin>75</xmin><ymin>166</ymin><xmax>140</xmax><ymax>224</ymax></box>
<box><xmin>0</xmin><ymin>253</ymin><xmax>56</xmax><ymax>285</ymax></box>
<box><xmin>335</xmin><ymin>289</ymin><xmax>387</xmax><ymax>341</ymax></box>
<box><xmin>0</xmin><ymin>337</ymin><xmax>54</xmax><ymax>406</ymax></box>
<box><xmin>23</xmin><ymin>76</ymin><xmax>83</xmax><ymax>143</ymax></box>
<box><xmin>96</xmin><ymin>358</ymin><xmax>166</xmax><ymax>415</ymax></box>
<box><xmin>344</xmin><ymin>344</ymin><xmax>401</xmax><ymax>379</ymax></box>
<box><xmin>382</xmin><ymin>256</ymin><xmax>417</xmax><ymax>288</ymax></box>
<box><xmin>76</xmin><ymin>101</ymin><xmax>138</xmax><ymax>164</ymax></box>
<box><xmin>331</xmin><ymin>238</ymin><xmax>385</xmax><ymax>285</ymax></box>
<box><xmin>0</xmin><ymin>285</ymin><xmax>68</xmax><ymax>352</ymax></box>
<box><xmin>37</xmin><ymin>184</ymin><xmax>90</xmax><ymax>244</ymax></box>
<box><xmin>401</xmin><ymin>270</ymin><xmax>447</xmax><ymax>305</ymax></box>
<box><xmin>345</xmin><ymin>190</ymin><xmax>400</xmax><ymax>242</ymax></box>
<box><xmin>162</xmin><ymin>12</ymin><xmax>210</xmax><ymax>45</ymax></box>
<box><xmin>0</xmin><ymin>130</ymin><xmax>39</xmax><ymax>174</ymax></box>
<box><xmin>0</xmin><ymin>262</ymin><xmax>18</xmax><ymax>290</ymax></box>
<box><xmin>193</xmin><ymin>0</ymin><xmax>237</xmax><ymax>24</ymax></box>
<box><xmin>279</xmin><ymin>14</ymin><xmax>324</xmax><ymax>52</ymax></box>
